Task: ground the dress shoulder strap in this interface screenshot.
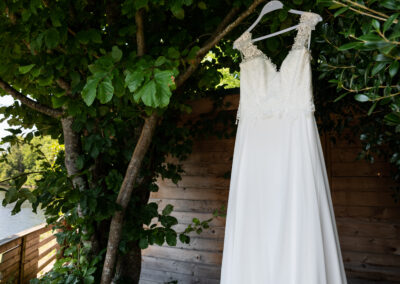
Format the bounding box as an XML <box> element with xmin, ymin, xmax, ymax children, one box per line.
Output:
<box><xmin>292</xmin><ymin>12</ymin><xmax>320</xmax><ymax>51</ymax></box>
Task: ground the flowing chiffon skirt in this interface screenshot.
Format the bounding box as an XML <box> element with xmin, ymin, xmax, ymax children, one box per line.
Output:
<box><xmin>219</xmin><ymin>113</ymin><xmax>348</xmax><ymax>284</ymax></box>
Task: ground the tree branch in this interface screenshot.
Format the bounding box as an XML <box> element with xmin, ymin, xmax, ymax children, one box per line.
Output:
<box><xmin>100</xmin><ymin>8</ymin><xmax>157</xmax><ymax>284</ymax></box>
<box><xmin>135</xmin><ymin>9</ymin><xmax>145</xmax><ymax>56</ymax></box>
<box><xmin>100</xmin><ymin>2</ymin><xmax>265</xmax><ymax>282</ymax></box>
<box><xmin>100</xmin><ymin>114</ymin><xmax>158</xmax><ymax>284</ymax></box>
<box><xmin>0</xmin><ymin>77</ymin><xmax>64</xmax><ymax>118</ymax></box>
<box><xmin>175</xmin><ymin>0</ymin><xmax>266</xmax><ymax>88</ymax></box>
<box><xmin>56</xmin><ymin>78</ymin><xmax>72</xmax><ymax>96</ymax></box>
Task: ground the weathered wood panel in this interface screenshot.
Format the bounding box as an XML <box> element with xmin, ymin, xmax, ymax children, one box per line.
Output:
<box><xmin>0</xmin><ymin>224</ymin><xmax>59</xmax><ymax>284</ymax></box>
<box><xmin>140</xmin><ymin>94</ymin><xmax>400</xmax><ymax>283</ymax></box>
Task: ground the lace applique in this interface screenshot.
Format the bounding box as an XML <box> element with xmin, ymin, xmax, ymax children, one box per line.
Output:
<box><xmin>292</xmin><ymin>12</ymin><xmax>320</xmax><ymax>50</ymax></box>
<box><xmin>233</xmin><ymin>31</ymin><xmax>264</xmax><ymax>62</ymax></box>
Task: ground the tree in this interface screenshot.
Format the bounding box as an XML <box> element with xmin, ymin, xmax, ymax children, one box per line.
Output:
<box><xmin>0</xmin><ymin>0</ymin><xmax>271</xmax><ymax>282</ymax></box>
<box><xmin>0</xmin><ymin>134</ymin><xmax>61</xmax><ymax>186</ymax></box>
<box><xmin>316</xmin><ymin>0</ymin><xmax>400</xmax><ymax>198</ymax></box>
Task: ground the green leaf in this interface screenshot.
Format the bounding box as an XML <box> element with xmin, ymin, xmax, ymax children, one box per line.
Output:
<box><xmin>45</xmin><ymin>28</ymin><xmax>60</xmax><ymax>49</ymax></box>
<box><xmin>334</xmin><ymin>92</ymin><xmax>349</xmax><ymax>102</ymax></box>
<box><xmin>76</xmin><ymin>156</ymin><xmax>84</xmax><ymax>170</ymax></box>
<box><xmin>82</xmin><ymin>77</ymin><xmax>100</xmax><ymax>106</ymax></box>
<box><xmin>135</xmin><ymin>0</ymin><xmax>148</xmax><ymax>9</ymax></box>
<box><xmin>162</xmin><ymin>204</ymin><xmax>173</xmax><ymax>215</ymax></box>
<box><xmin>19</xmin><ymin>64</ymin><xmax>36</xmax><ymax>74</ymax></box>
<box><xmin>15</xmin><ymin>175</ymin><xmax>27</xmax><ymax>189</ymax></box>
<box><xmin>198</xmin><ymin>2</ymin><xmax>206</xmax><ymax>9</ymax></box>
<box><xmin>139</xmin><ymin>237</ymin><xmax>149</xmax><ymax>249</ymax></box>
<box><xmin>371</xmin><ymin>62</ymin><xmax>387</xmax><ymax>76</ymax></box>
<box><xmin>384</xmin><ymin>13</ymin><xmax>399</xmax><ymax>32</ymax></box>
<box><xmin>368</xmin><ymin>101</ymin><xmax>378</xmax><ymax>115</ymax></box>
<box><xmin>358</xmin><ymin>34</ymin><xmax>382</xmax><ymax>42</ymax></box>
<box><xmin>380</xmin><ymin>0</ymin><xmax>400</xmax><ymax>10</ymax></box>
<box><xmin>167</xmin><ymin>47</ymin><xmax>180</xmax><ymax>59</ymax></box>
<box><xmin>371</xmin><ymin>19</ymin><xmax>380</xmax><ymax>30</ymax></box>
<box><xmin>165</xmin><ymin>229</ymin><xmax>177</xmax><ymax>246</ymax></box>
<box><xmin>97</xmin><ymin>78</ymin><xmax>114</xmax><ymax>104</ymax></box>
<box><xmin>125</xmin><ymin>70</ymin><xmax>145</xmax><ymax>93</ymax></box>
<box><xmin>84</xmin><ymin>276</ymin><xmax>94</xmax><ymax>284</ymax></box>
<box><xmin>389</xmin><ymin>61</ymin><xmax>399</xmax><ymax>77</ymax></box>
<box><xmin>171</xmin><ymin>6</ymin><xmax>185</xmax><ymax>19</ymax></box>
<box><xmin>133</xmin><ymin>80</ymin><xmax>156</xmax><ymax>105</ymax></box>
<box><xmin>338</xmin><ymin>42</ymin><xmax>363</xmax><ymax>51</ymax></box>
<box><xmin>51</xmin><ymin>96</ymin><xmax>68</xmax><ymax>108</ymax></box>
<box><xmin>155</xmin><ymin>56</ymin><xmax>166</xmax><ymax>66</ymax></box>
<box><xmin>334</xmin><ymin>7</ymin><xmax>348</xmax><ymax>17</ymax></box>
<box><xmin>354</xmin><ymin>94</ymin><xmax>370</xmax><ymax>102</ymax></box>
<box><xmin>154</xmin><ymin>69</ymin><xmax>174</xmax><ymax>107</ymax></box>
<box><xmin>111</xmin><ymin>46</ymin><xmax>123</xmax><ymax>62</ymax></box>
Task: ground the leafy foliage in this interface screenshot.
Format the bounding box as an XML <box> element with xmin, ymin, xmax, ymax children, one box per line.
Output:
<box><xmin>316</xmin><ymin>0</ymin><xmax>400</xmax><ymax>198</ymax></box>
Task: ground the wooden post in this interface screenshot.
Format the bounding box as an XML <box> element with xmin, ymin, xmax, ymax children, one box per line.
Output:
<box><xmin>18</xmin><ymin>235</ymin><xmax>26</xmax><ymax>283</ymax></box>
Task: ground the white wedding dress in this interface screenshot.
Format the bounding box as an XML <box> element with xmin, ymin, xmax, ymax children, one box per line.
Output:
<box><xmin>220</xmin><ymin>12</ymin><xmax>348</xmax><ymax>284</ymax></box>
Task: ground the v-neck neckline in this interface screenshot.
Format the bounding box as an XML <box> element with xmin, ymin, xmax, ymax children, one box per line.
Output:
<box><xmin>236</xmin><ymin>12</ymin><xmax>316</xmax><ymax>73</ymax></box>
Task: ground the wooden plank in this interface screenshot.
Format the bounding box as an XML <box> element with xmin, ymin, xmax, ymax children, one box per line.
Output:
<box><xmin>24</xmin><ymin>243</ymin><xmax>59</xmax><ymax>267</ymax></box>
<box><xmin>180</xmin><ymin>162</ymin><xmax>232</xmax><ymax>177</ymax></box>
<box><xmin>1</xmin><ymin>261</ymin><xmax>20</xmax><ymax>279</ymax></box>
<box><xmin>142</xmin><ymin>255</ymin><xmax>221</xmax><ymax>279</ymax></box>
<box><xmin>0</xmin><ymin>224</ymin><xmax>47</xmax><ymax>247</ymax></box>
<box><xmin>160</xmin><ymin>176</ymin><xmax>230</xmax><ymax>189</ymax></box>
<box><xmin>153</xmin><ymin>236</ymin><xmax>224</xmax><ymax>252</ymax></box>
<box><xmin>183</xmin><ymin>94</ymin><xmax>239</xmax><ymax>116</ymax></box>
<box><xmin>345</xmin><ymin>264</ymin><xmax>400</xmax><ymax>282</ymax></box>
<box><xmin>343</xmin><ymin>251</ymin><xmax>400</xmax><ymax>268</ymax></box>
<box><xmin>191</xmin><ymin>139</ymin><xmax>235</xmax><ymax>153</ymax></box>
<box><xmin>171</xmin><ymin>224</ymin><xmax>225</xmax><ymax>239</ymax></box>
<box><xmin>171</xmin><ymin>212</ymin><xmax>226</xmax><ymax>227</ymax></box>
<box><xmin>332</xmin><ymin>177</ymin><xmax>396</xmax><ymax>192</ymax></box>
<box><xmin>339</xmin><ymin>236</ymin><xmax>400</xmax><ymax>255</ymax></box>
<box><xmin>19</xmin><ymin>235</ymin><xmax>26</xmax><ymax>283</ymax></box>
<box><xmin>334</xmin><ymin>206</ymin><xmax>400</xmax><ymax>220</ymax></box>
<box><xmin>142</xmin><ymin>246</ymin><xmax>222</xmax><ymax>265</ymax></box>
<box><xmin>0</xmin><ymin>247</ymin><xmax>21</xmax><ymax>271</ymax></box>
<box><xmin>166</xmin><ymin>151</ymin><xmax>234</xmax><ymax>164</ymax></box>
<box><xmin>336</xmin><ymin>218</ymin><xmax>400</xmax><ymax>239</ymax></box>
<box><xmin>0</xmin><ymin>238</ymin><xmax>22</xmax><ymax>255</ymax></box>
<box><xmin>332</xmin><ymin>162</ymin><xmax>393</xmax><ymax>177</ymax></box>
<box><xmin>332</xmin><ymin>191</ymin><xmax>399</xmax><ymax>207</ymax></box>
<box><xmin>140</xmin><ymin>268</ymin><xmax>220</xmax><ymax>284</ymax></box>
<box><xmin>25</xmin><ymin>226</ymin><xmax>53</xmax><ymax>242</ymax></box>
<box><xmin>25</xmin><ymin>235</ymin><xmax>56</xmax><ymax>257</ymax></box>
<box><xmin>149</xmin><ymin>198</ymin><xmax>226</xmax><ymax>213</ymax></box>
<box><xmin>331</xmin><ymin>148</ymin><xmax>387</xmax><ymax>163</ymax></box>
<box><xmin>151</xmin><ymin>186</ymin><xmax>229</xmax><ymax>201</ymax></box>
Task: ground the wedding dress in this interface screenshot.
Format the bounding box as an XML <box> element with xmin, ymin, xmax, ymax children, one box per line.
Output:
<box><xmin>220</xmin><ymin>12</ymin><xmax>348</xmax><ymax>284</ymax></box>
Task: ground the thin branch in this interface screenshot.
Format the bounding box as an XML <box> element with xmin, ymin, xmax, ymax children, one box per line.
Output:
<box><xmin>343</xmin><ymin>0</ymin><xmax>392</xmax><ymax>19</ymax></box>
<box><xmin>0</xmin><ymin>78</ymin><xmax>64</xmax><ymax>118</ymax></box>
<box><xmin>175</xmin><ymin>0</ymin><xmax>266</xmax><ymax>88</ymax></box>
<box><xmin>135</xmin><ymin>9</ymin><xmax>145</xmax><ymax>56</ymax></box>
<box><xmin>332</xmin><ymin>0</ymin><xmax>396</xmax><ymax>23</ymax></box>
<box><xmin>56</xmin><ymin>78</ymin><xmax>73</xmax><ymax>96</ymax></box>
<box><xmin>0</xmin><ymin>171</ymin><xmax>45</xmax><ymax>184</ymax></box>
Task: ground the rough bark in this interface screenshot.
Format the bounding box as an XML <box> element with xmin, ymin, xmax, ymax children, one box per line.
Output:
<box><xmin>0</xmin><ymin>78</ymin><xmax>64</xmax><ymax>118</ymax></box>
<box><xmin>100</xmin><ymin>113</ymin><xmax>159</xmax><ymax>284</ymax></box>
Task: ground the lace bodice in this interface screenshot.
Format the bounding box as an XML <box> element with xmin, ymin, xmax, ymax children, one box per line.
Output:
<box><xmin>233</xmin><ymin>11</ymin><xmax>321</xmax><ymax>124</ymax></box>
<box><xmin>233</xmin><ymin>12</ymin><xmax>320</xmax><ymax>62</ymax></box>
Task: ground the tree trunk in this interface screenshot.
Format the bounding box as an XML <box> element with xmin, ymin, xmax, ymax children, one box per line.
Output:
<box><xmin>100</xmin><ymin>113</ymin><xmax>159</xmax><ymax>284</ymax></box>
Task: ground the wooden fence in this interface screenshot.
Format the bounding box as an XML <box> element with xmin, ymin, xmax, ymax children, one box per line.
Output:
<box><xmin>140</xmin><ymin>94</ymin><xmax>400</xmax><ymax>283</ymax></box>
<box><xmin>0</xmin><ymin>224</ymin><xmax>58</xmax><ymax>284</ymax></box>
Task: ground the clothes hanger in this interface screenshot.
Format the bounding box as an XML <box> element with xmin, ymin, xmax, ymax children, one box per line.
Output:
<box><xmin>240</xmin><ymin>1</ymin><xmax>322</xmax><ymax>46</ymax></box>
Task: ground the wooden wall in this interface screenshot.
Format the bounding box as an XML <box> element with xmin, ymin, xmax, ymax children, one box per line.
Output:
<box><xmin>140</xmin><ymin>94</ymin><xmax>400</xmax><ymax>284</ymax></box>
